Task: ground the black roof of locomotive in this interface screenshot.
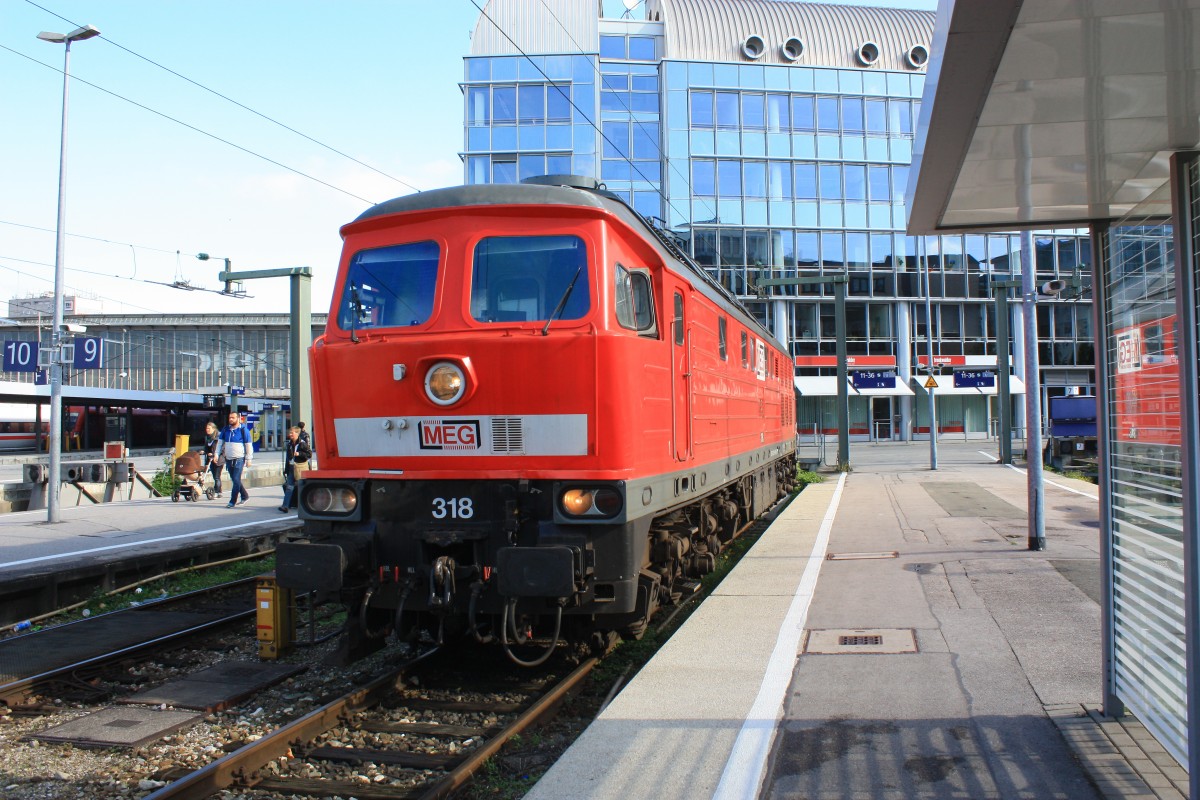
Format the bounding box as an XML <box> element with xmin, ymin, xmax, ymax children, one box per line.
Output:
<box><xmin>347</xmin><ymin>177</ymin><xmax>785</xmax><ymax>351</ymax></box>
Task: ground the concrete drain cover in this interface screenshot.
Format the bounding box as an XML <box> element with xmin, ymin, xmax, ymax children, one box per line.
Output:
<box><xmin>804</xmin><ymin>628</ymin><xmax>917</xmax><ymax>654</ymax></box>
<box><xmin>117</xmin><ymin>660</ymin><xmax>304</xmax><ymax>712</ymax></box>
<box><xmin>27</xmin><ymin>706</ymin><xmax>201</xmax><ymax>748</ymax></box>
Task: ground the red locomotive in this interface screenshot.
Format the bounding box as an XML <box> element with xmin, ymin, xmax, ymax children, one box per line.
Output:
<box><xmin>1114</xmin><ymin>314</ymin><xmax>1180</xmax><ymax>447</ymax></box>
<box><xmin>278</xmin><ymin>176</ymin><xmax>796</xmax><ymax>665</ymax></box>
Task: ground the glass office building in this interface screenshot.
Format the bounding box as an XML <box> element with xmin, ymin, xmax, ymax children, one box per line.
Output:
<box><xmin>463</xmin><ymin>0</ymin><xmax>1094</xmax><ymax>443</ymax></box>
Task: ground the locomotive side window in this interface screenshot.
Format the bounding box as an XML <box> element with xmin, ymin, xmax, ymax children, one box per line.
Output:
<box><xmin>719</xmin><ymin>317</ymin><xmax>728</xmax><ymax>359</ymax></box>
<box><xmin>471</xmin><ymin>235</ymin><xmax>589</xmax><ymax>323</ymax></box>
<box><xmin>673</xmin><ymin>292</ymin><xmax>685</xmax><ymax>345</ymax></box>
<box><xmin>741</xmin><ymin>331</ymin><xmax>748</xmax><ymax>366</ymax></box>
<box><xmin>338</xmin><ymin>241</ymin><xmax>440</xmax><ymax>330</ymax></box>
<box><xmin>615</xmin><ymin>264</ymin><xmax>657</xmax><ymax>335</ymax></box>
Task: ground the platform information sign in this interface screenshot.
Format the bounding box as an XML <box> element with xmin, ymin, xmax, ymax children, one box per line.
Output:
<box><xmin>851</xmin><ymin>369</ymin><xmax>896</xmax><ymax>389</ymax></box>
<box><xmin>954</xmin><ymin>369</ymin><xmax>996</xmax><ymax>388</ymax></box>
<box><xmin>2</xmin><ymin>340</ymin><xmax>39</xmax><ymax>373</ymax></box>
<box><xmin>72</xmin><ymin>337</ymin><xmax>103</xmax><ymax>369</ymax></box>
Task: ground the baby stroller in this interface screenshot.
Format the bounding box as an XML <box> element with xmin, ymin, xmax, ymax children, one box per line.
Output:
<box><xmin>172</xmin><ymin>450</ymin><xmax>215</xmax><ymax>502</ymax></box>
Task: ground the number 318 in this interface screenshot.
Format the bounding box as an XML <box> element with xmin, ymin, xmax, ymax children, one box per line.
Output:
<box><xmin>431</xmin><ymin>497</ymin><xmax>473</xmax><ymax>519</ymax></box>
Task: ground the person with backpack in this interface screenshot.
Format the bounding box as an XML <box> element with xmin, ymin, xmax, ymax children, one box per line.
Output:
<box><xmin>279</xmin><ymin>426</ymin><xmax>312</xmax><ymax>512</ymax></box>
<box><xmin>219</xmin><ymin>410</ymin><xmax>253</xmax><ymax>507</ymax></box>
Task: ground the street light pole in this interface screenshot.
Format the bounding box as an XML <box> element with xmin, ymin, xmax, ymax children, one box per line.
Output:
<box><xmin>38</xmin><ymin>24</ymin><xmax>100</xmax><ymax>524</ymax></box>
<box><xmin>1020</xmin><ymin>230</ymin><xmax>1047</xmax><ymax>550</ymax></box>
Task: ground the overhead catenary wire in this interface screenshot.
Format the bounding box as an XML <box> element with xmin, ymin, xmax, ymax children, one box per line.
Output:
<box><xmin>21</xmin><ymin>0</ymin><xmax>423</xmax><ymax>195</ymax></box>
<box><xmin>466</xmin><ymin>0</ymin><xmax>702</xmax><ymax>225</ymax></box>
<box><xmin>0</xmin><ymin>43</ymin><xmax>378</xmax><ymax>206</ymax></box>
<box><xmin>530</xmin><ymin>0</ymin><xmax>719</xmax><ymax>222</ymax></box>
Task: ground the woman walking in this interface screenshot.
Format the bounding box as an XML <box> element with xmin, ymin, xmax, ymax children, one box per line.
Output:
<box><xmin>203</xmin><ymin>421</ymin><xmax>223</xmax><ymax>498</ymax></box>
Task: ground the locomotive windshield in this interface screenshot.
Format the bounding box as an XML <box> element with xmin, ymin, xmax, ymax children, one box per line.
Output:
<box><xmin>337</xmin><ymin>241</ymin><xmax>439</xmax><ymax>330</ymax></box>
<box><xmin>470</xmin><ymin>235</ymin><xmax>589</xmax><ymax>323</ymax></box>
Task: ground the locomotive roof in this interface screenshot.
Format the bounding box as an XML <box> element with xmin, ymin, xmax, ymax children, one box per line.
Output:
<box><xmin>348</xmin><ymin>180</ymin><xmax>785</xmax><ymax>352</ymax></box>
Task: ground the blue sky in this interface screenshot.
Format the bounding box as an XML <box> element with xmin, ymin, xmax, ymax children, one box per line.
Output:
<box><xmin>1</xmin><ymin>0</ymin><xmax>936</xmax><ymax>316</ymax></box>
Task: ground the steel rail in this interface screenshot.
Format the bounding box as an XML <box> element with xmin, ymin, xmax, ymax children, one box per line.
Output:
<box><xmin>0</xmin><ymin>577</ymin><xmax>259</xmax><ymax>705</ymax></box>
<box><xmin>416</xmin><ymin>656</ymin><xmax>597</xmax><ymax>800</ymax></box>
<box><xmin>143</xmin><ymin>646</ymin><xmax>441</xmax><ymax>800</ymax></box>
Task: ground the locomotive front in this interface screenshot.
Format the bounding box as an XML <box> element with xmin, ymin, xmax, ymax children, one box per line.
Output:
<box><xmin>278</xmin><ymin>184</ymin><xmax>654</xmax><ymax>664</ymax></box>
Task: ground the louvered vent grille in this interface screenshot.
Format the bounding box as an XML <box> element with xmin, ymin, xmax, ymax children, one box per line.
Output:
<box><xmin>492</xmin><ymin>418</ymin><xmax>524</xmax><ymax>453</ymax></box>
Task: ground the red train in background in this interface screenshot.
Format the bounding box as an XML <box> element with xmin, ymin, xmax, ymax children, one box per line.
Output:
<box><xmin>1114</xmin><ymin>314</ymin><xmax>1181</xmax><ymax>448</ymax></box>
<box><xmin>278</xmin><ymin>176</ymin><xmax>796</xmax><ymax>665</ymax></box>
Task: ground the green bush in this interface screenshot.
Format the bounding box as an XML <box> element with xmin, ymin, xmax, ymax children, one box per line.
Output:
<box><xmin>796</xmin><ymin>469</ymin><xmax>824</xmax><ymax>487</ymax></box>
<box><xmin>151</xmin><ymin>450</ymin><xmax>181</xmax><ymax>497</ymax></box>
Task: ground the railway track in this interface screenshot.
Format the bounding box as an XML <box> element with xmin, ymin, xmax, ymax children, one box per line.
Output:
<box><xmin>0</xmin><ymin>578</ymin><xmax>260</xmax><ymax>708</ymax></box>
<box><xmin>144</xmin><ymin>650</ymin><xmax>596</xmax><ymax>800</ymax></box>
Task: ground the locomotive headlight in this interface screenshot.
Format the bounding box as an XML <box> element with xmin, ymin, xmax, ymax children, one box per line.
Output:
<box><xmin>425</xmin><ymin>362</ymin><xmax>466</xmax><ymax>405</ymax></box>
<box><xmin>303</xmin><ymin>485</ymin><xmax>359</xmax><ymax>515</ymax></box>
<box><xmin>560</xmin><ymin>487</ymin><xmax>622</xmax><ymax>518</ymax></box>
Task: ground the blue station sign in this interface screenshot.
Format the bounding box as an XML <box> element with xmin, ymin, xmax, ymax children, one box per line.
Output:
<box><xmin>954</xmin><ymin>369</ymin><xmax>996</xmax><ymax>388</ymax></box>
<box><xmin>851</xmin><ymin>369</ymin><xmax>897</xmax><ymax>389</ymax></box>
<box><xmin>2</xmin><ymin>340</ymin><xmax>39</xmax><ymax>373</ymax></box>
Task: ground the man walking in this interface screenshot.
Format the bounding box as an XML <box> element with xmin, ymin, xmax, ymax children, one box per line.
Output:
<box><xmin>220</xmin><ymin>410</ymin><xmax>253</xmax><ymax>507</ymax></box>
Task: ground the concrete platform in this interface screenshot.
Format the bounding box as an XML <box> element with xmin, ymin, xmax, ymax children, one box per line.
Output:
<box><xmin>526</xmin><ymin>441</ymin><xmax>1187</xmax><ymax>800</ymax></box>
<box><xmin>0</xmin><ymin>469</ymin><xmax>298</xmax><ymax>628</ymax></box>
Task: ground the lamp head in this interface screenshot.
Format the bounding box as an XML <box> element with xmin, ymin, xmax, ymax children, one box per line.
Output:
<box><xmin>37</xmin><ymin>25</ymin><xmax>100</xmax><ymax>44</ymax></box>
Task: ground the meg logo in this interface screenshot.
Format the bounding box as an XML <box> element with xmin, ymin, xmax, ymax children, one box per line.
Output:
<box><xmin>418</xmin><ymin>419</ymin><xmax>482</xmax><ymax>451</ymax></box>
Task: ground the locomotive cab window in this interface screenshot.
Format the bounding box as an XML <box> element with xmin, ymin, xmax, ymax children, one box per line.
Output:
<box><xmin>471</xmin><ymin>235</ymin><xmax>589</xmax><ymax>323</ymax></box>
<box><xmin>615</xmin><ymin>264</ymin><xmax>657</xmax><ymax>336</ymax></box>
<box><xmin>338</xmin><ymin>240</ymin><xmax>440</xmax><ymax>331</ymax></box>
<box><xmin>719</xmin><ymin>317</ymin><xmax>728</xmax><ymax>359</ymax></box>
<box><xmin>741</xmin><ymin>331</ymin><xmax>748</xmax><ymax>367</ymax></box>
<box><xmin>673</xmin><ymin>292</ymin><xmax>685</xmax><ymax>345</ymax></box>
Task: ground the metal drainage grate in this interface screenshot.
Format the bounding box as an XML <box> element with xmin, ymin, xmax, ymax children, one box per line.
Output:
<box><xmin>839</xmin><ymin>634</ymin><xmax>884</xmax><ymax>646</ymax></box>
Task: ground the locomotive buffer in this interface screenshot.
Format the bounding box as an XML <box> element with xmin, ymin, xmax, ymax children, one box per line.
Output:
<box><xmin>756</xmin><ymin>273</ymin><xmax>850</xmax><ymax>469</ymax></box>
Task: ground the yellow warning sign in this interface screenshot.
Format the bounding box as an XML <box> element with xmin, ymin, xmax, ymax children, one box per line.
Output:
<box><xmin>923</xmin><ymin>376</ymin><xmax>939</xmax><ymax>389</ymax></box>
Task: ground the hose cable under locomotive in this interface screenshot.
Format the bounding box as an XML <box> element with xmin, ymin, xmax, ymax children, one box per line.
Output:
<box><xmin>468</xmin><ymin>582</ymin><xmax>495</xmax><ymax>644</ymax></box>
<box><xmin>393</xmin><ymin>583</ymin><xmax>414</xmax><ymax>643</ymax></box>
<box><xmin>500</xmin><ymin>600</ymin><xmax>563</xmax><ymax>668</ymax></box>
<box><xmin>358</xmin><ymin>586</ymin><xmax>390</xmax><ymax>640</ymax></box>
<box><xmin>542</xmin><ymin>266</ymin><xmax>583</xmax><ymax>336</ymax></box>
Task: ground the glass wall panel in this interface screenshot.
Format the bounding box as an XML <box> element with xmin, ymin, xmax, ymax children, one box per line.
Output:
<box><xmin>1103</xmin><ymin>221</ymin><xmax>1186</xmax><ymax>764</ymax></box>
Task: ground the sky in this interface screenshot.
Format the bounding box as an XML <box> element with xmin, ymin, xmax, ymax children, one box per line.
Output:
<box><xmin>1</xmin><ymin>0</ymin><xmax>937</xmax><ymax>318</ymax></box>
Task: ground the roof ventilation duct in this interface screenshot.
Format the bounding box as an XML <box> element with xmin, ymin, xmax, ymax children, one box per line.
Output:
<box><xmin>905</xmin><ymin>44</ymin><xmax>929</xmax><ymax>69</ymax></box>
<box><xmin>780</xmin><ymin>37</ymin><xmax>805</xmax><ymax>62</ymax></box>
<box><xmin>741</xmin><ymin>34</ymin><xmax>765</xmax><ymax>60</ymax></box>
<box><xmin>856</xmin><ymin>41</ymin><xmax>880</xmax><ymax>66</ymax></box>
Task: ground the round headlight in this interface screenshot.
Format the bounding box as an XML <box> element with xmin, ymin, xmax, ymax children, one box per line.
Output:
<box><xmin>307</xmin><ymin>487</ymin><xmax>334</xmax><ymax>513</ymax></box>
<box><xmin>303</xmin><ymin>485</ymin><xmax>359</xmax><ymax>515</ymax></box>
<box><xmin>561</xmin><ymin>489</ymin><xmax>594</xmax><ymax>515</ymax></box>
<box><xmin>426</xmin><ymin>362</ymin><xmax>466</xmax><ymax>405</ymax></box>
<box><xmin>560</xmin><ymin>487</ymin><xmax>623</xmax><ymax>518</ymax></box>
<box><xmin>335</xmin><ymin>487</ymin><xmax>358</xmax><ymax>513</ymax></box>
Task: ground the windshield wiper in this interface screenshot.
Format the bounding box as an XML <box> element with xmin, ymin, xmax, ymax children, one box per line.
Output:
<box><xmin>349</xmin><ymin>285</ymin><xmax>362</xmax><ymax>343</ymax></box>
<box><xmin>542</xmin><ymin>267</ymin><xmax>583</xmax><ymax>336</ymax></box>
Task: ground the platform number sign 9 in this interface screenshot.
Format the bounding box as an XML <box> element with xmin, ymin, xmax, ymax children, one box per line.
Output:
<box><xmin>2</xmin><ymin>340</ymin><xmax>39</xmax><ymax>373</ymax></box>
<box><xmin>72</xmin><ymin>336</ymin><xmax>103</xmax><ymax>369</ymax></box>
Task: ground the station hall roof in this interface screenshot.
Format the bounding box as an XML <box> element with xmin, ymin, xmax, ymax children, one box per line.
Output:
<box><xmin>907</xmin><ymin>0</ymin><xmax>1200</xmax><ymax>233</ymax></box>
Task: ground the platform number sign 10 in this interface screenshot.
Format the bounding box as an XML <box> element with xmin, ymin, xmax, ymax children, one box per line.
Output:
<box><xmin>2</xmin><ymin>340</ymin><xmax>39</xmax><ymax>373</ymax></box>
<box><xmin>72</xmin><ymin>336</ymin><xmax>103</xmax><ymax>369</ymax></box>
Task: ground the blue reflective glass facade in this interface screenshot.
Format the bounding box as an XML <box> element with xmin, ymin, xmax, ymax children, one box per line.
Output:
<box><xmin>462</xmin><ymin>7</ymin><xmax>1094</xmax><ymax>440</ymax></box>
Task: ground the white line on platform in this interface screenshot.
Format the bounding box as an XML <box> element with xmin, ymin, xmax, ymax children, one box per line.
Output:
<box><xmin>1004</xmin><ymin>463</ymin><xmax>1099</xmax><ymax>498</ymax></box>
<box><xmin>712</xmin><ymin>472</ymin><xmax>847</xmax><ymax>800</ymax></box>
<box><xmin>0</xmin><ymin>516</ymin><xmax>293</xmax><ymax>570</ymax></box>
<box><xmin>979</xmin><ymin>450</ymin><xmax>1099</xmax><ymax>499</ymax></box>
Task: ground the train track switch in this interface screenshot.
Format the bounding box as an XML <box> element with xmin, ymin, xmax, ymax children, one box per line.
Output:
<box><xmin>256</xmin><ymin>573</ymin><xmax>294</xmax><ymax>659</ymax></box>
